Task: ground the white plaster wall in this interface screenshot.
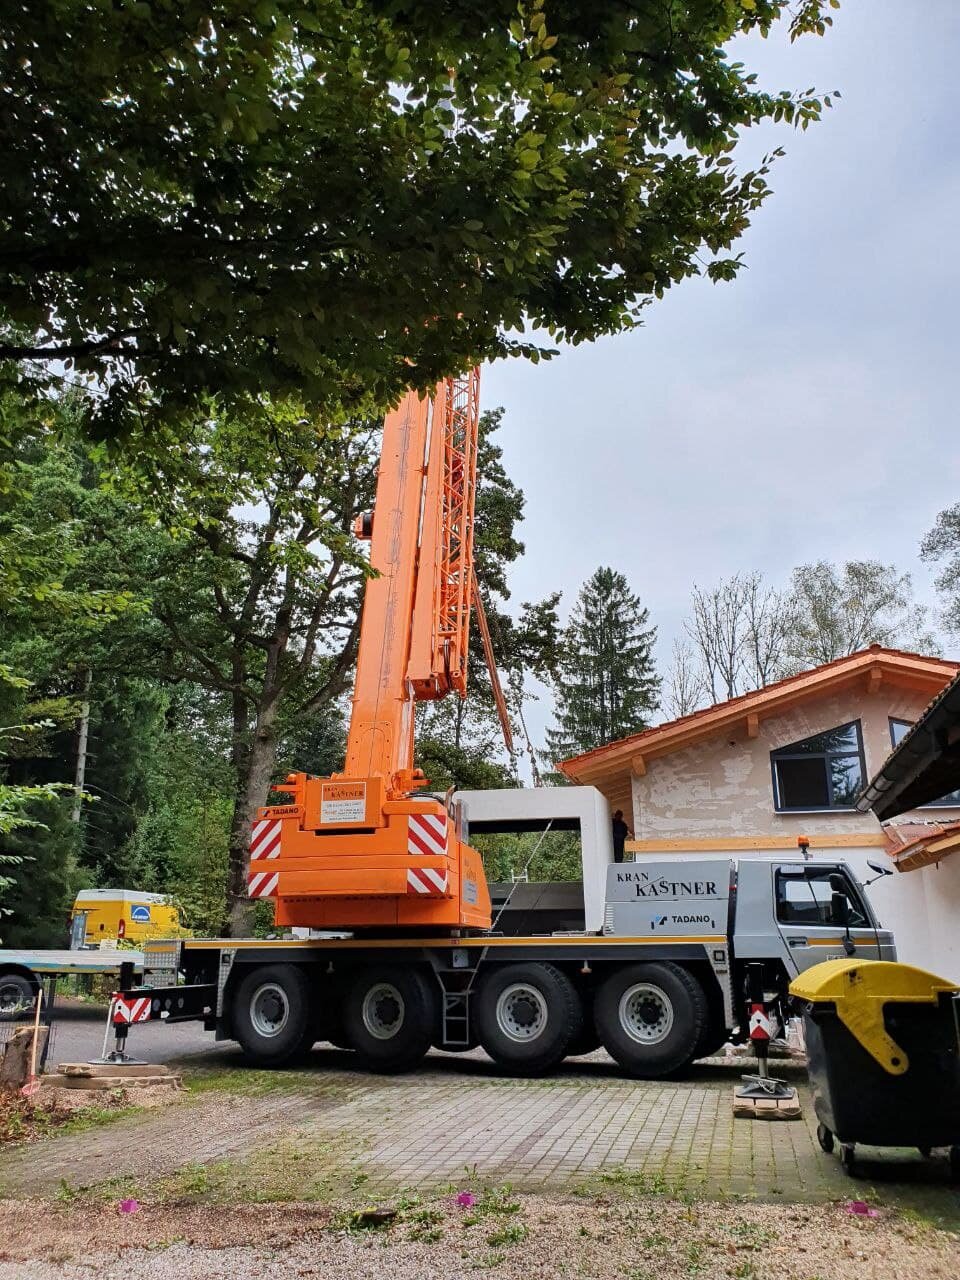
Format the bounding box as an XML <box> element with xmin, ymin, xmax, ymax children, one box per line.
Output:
<box><xmin>631</xmin><ymin>688</ymin><xmax>960</xmax><ymax>840</ymax></box>
<box><xmin>629</xmin><ymin>687</ymin><xmax>960</xmax><ymax>981</ymax></box>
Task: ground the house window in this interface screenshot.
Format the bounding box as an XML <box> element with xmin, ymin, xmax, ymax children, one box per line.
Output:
<box><xmin>771</xmin><ymin>721</ymin><xmax>865</xmax><ymax>812</ymax></box>
<box><xmin>889</xmin><ymin>718</ymin><xmax>960</xmax><ymax>807</ymax></box>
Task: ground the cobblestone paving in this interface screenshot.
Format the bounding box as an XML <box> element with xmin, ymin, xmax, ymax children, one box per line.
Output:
<box><xmin>3</xmin><ymin>1049</ymin><xmax>958</xmax><ymax>1219</ymax></box>
<box><xmin>284</xmin><ymin>1053</ymin><xmax>959</xmax><ymax>1216</ymax></box>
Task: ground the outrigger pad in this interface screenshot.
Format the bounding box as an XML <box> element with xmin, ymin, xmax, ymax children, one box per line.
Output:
<box><xmin>736</xmin><ymin>1072</ymin><xmax>797</xmax><ymax>1101</ymax></box>
<box><xmin>733</xmin><ymin>1090</ymin><xmax>802</xmax><ymax>1121</ymax></box>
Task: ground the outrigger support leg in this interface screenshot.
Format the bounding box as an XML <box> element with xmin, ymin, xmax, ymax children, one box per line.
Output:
<box><xmin>735</xmin><ymin>963</ymin><xmax>797</xmax><ymax>1102</ymax></box>
<box><xmin>89</xmin><ymin>960</ymin><xmax>148</xmax><ymax>1067</ymax></box>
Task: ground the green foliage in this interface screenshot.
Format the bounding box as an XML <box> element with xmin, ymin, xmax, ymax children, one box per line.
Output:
<box><xmin>547</xmin><ymin>566</ymin><xmax>660</xmax><ymax>760</ymax></box>
<box><xmin>787</xmin><ymin>560</ymin><xmax>935</xmax><ymax>665</ymax></box>
<box><xmin>474</xmin><ymin>830</ymin><xmax>584</xmax><ymax>884</ymax></box>
<box><xmin>1</xmin><ymin>2</ymin><xmax>835</xmax><ymax>432</ymax></box>
<box><xmin>0</xmin><ymin>793</ymin><xmax>84</xmax><ymax>946</ymax></box>
<box><xmin>922</xmin><ymin>505</ymin><xmax>960</xmax><ymax>640</ymax></box>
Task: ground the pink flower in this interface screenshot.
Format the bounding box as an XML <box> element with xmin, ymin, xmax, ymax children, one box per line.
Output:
<box><xmin>845</xmin><ymin>1201</ymin><xmax>879</xmax><ymax>1218</ymax></box>
<box><xmin>118</xmin><ymin>1198</ymin><xmax>140</xmax><ymax>1215</ymax></box>
<box><xmin>456</xmin><ymin>1192</ymin><xmax>476</xmax><ymax>1208</ymax></box>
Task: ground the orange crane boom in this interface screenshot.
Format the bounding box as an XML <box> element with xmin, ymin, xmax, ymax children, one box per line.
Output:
<box><xmin>250</xmin><ymin>371</ymin><xmax>492</xmax><ymax>931</ymax></box>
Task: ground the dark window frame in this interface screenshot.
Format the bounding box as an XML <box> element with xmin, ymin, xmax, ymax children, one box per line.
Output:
<box><xmin>770</xmin><ymin>719</ymin><xmax>867</xmax><ymax>813</ymax></box>
<box><xmin>888</xmin><ymin>718</ymin><xmax>960</xmax><ymax>808</ymax></box>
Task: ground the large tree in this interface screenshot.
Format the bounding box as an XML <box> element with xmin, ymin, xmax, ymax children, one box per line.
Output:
<box><xmin>922</xmin><ymin>506</ymin><xmax>960</xmax><ymax>639</ymax></box>
<box><xmin>787</xmin><ymin>559</ymin><xmax>935</xmax><ymax>665</ymax></box>
<box><xmin>2</xmin><ymin>1</ymin><xmax>834</xmax><ymax>431</ymax></box>
<box><xmin>547</xmin><ymin>566</ymin><xmax>660</xmax><ymax>759</ymax></box>
<box><xmin>685</xmin><ymin>571</ymin><xmax>793</xmax><ymax>701</ymax></box>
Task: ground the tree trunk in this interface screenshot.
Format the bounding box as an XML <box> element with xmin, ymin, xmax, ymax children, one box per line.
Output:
<box><xmin>71</xmin><ymin>667</ymin><xmax>92</xmax><ymax>824</ymax></box>
<box><xmin>224</xmin><ymin>705</ymin><xmax>280</xmax><ymax>937</ymax></box>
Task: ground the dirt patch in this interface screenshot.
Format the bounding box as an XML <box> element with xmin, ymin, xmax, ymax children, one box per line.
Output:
<box><xmin>0</xmin><ymin>1079</ymin><xmax>353</xmax><ymax>1197</ymax></box>
<box><xmin>0</xmin><ymin>1193</ymin><xmax>956</xmax><ymax>1280</ymax></box>
<box><xmin>0</xmin><ymin>1086</ymin><xmax>140</xmax><ymax>1146</ymax></box>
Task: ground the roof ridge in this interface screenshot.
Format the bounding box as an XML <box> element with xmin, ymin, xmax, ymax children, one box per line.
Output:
<box><xmin>561</xmin><ymin>645</ymin><xmax>960</xmax><ymax>771</ymax></box>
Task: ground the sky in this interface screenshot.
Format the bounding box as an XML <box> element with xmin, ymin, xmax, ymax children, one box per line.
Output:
<box><xmin>480</xmin><ymin>1</ymin><xmax>960</xmax><ymax>749</ymax></box>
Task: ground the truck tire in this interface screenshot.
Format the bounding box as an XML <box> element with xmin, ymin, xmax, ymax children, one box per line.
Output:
<box><xmin>343</xmin><ymin>966</ymin><xmax>437</xmax><ymax>1073</ymax></box>
<box><xmin>694</xmin><ymin>1002</ymin><xmax>730</xmax><ymax>1060</ymax></box>
<box><xmin>566</xmin><ymin>1027</ymin><xmax>602</xmax><ymax>1058</ymax></box>
<box><xmin>594</xmin><ymin>962</ymin><xmax>707</xmax><ymax>1079</ymax></box>
<box><xmin>231</xmin><ymin>964</ymin><xmax>313</xmax><ymax>1067</ymax></box>
<box><xmin>0</xmin><ymin>973</ymin><xmax>36</xmax><ymax>1021</ymax></box>
<box><xmin>476</xmin><ymin>962</ymin><xmax>582</xmax><ymax>1075</ymax></box>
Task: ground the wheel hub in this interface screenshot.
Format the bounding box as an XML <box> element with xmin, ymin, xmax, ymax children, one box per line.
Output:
<box><xmin>362</xmin><ymin>983</ymin><xmax>405</xmax><ymax>1040</ymax></box>
<box><xmin>619</xmin><ymin>983</ymin><xmax>674</xmax><ymax>1045</ymax></box>
<box><xmin>496</xmin><ymin>983</ymin><xmax>548</xmax><ymax>1043</ymax></box>
<box><xmin>250</xmin><ymin>982</ymin><xmax>290</xmax><ymax>1038</ymax></box>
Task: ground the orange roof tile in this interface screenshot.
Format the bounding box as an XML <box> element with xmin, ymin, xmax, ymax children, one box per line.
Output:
<box><xmin>559</xmin><ymin>645</ymin><xmax>960</xmax><ymax>786</ymax></box>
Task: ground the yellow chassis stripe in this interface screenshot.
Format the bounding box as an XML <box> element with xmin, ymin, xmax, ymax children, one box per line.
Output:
<box><xmin>184</xmin><ymin>934</ymin><xmax>728</xmax><ymax>952</ymax></box>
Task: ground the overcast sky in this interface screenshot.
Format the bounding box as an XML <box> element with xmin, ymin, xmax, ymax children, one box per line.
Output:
<box><xmin>481</xmin><ymin>1</ymin><xmax>960</xmax><ymax>748</ymax></box>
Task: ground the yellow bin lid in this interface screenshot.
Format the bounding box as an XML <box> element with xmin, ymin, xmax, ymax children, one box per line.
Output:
<box><xmin>790</xmin><ymin>959</ymin><xmax>958</xmax><ymax>1076</ymax></box>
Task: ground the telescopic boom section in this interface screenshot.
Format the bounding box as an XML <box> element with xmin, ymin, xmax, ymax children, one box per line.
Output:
<box><xmin>345</xmin><ymin>368</ymin><xmax>481</xmax><ymax>796</ymax></box>
<box><xmin>251</xmin><ymin>369</ymin><xmax>492</xmax><ymax>932</ymax></box>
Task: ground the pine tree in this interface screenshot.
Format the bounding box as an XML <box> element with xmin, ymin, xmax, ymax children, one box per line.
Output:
<box><xmin>547</xmin><ymin>568</ymin><xmax>661</xmax><ymax>761</ymax></box>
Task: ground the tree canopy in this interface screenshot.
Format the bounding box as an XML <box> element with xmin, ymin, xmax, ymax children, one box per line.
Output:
<box><xmin>2</xmin><ymin>1</ymin><xmax>834</xmax><ymax>432</ymax></box>
<box><xmin>547</xmin><ymin>566</ymin><xmax>660</xmax><ymax>760</ymax></box>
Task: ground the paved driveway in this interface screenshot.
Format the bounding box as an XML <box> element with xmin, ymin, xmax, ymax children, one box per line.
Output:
<box><xmin>4</xmin><ymin>1033</ymin><xmax>958</xmax><ymax>1221</ymax></box>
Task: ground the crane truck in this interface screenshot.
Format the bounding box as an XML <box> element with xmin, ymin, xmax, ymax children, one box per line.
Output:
<box><xmin>109</xmin><ymin>370</ymin><xmax>895</xmax><ymax>1077</ymax></box>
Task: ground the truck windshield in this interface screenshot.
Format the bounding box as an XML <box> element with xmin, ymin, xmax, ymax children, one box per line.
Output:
<box><xmin>775</xmin><ymin>868</ymin><xmax>869</xmax><ymax>928</ymax></box>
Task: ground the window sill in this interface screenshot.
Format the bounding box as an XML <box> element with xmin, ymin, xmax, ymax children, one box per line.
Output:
<box><xmin>773</xmin><ymin>808</ymin><xmax>859</xmax><ymax>815</ymax></box>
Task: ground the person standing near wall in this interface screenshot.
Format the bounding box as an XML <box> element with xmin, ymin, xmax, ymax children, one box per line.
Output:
<box><xmin>612</xmin><ymin>810</ymin><xmax>632</xmax><ymax>864</ymax></box>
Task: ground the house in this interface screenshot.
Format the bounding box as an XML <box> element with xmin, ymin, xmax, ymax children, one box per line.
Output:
<box><xmin>559</xmin><ymin>645</ymin><xmax>960</xmax><ymax>978</ymax></box>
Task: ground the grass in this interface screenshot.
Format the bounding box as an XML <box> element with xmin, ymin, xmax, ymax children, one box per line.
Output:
<box><xmin>181</xmin><ymin>1065</ymin><xmax>341</xmax><ymax>1097</ymax></box>
<box><xmin>0</xmin><ymin>1089</ymin><xmax>141</xmax><ymax>1146</ymax></box>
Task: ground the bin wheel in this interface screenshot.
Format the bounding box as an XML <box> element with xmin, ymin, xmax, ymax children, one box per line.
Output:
<box><xmin>840</xmin><ymin>1144</ymin><xmax>858</xmax><ymax>1176</ymax></box>
<box><xmin>817</xmin><ymin>1124</ymin><xmax>834</xmax><ymax>1154</ymax></box>
<box><xmin>950</xmin><ymin>1147</ymin><xmax>960</xmax><ymax>1182</ymax></box>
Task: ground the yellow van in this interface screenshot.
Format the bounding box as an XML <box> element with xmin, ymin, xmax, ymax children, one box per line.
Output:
<box><xmin>70</xmin><ymin>890</ymin><xmax>182</xmax><ymax>946</ymax></box>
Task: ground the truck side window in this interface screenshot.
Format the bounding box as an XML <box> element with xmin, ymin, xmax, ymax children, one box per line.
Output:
<box><xmin>775</xmin><ymin>869</ymin><xmax>868</xmax><ymax>928</ymax></box>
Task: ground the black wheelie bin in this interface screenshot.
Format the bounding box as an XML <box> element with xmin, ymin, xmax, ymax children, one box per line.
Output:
<box><xmin>790</xmin><ymin>958</ymin><xmax>960</xmax><ymax>1178</ymax></box>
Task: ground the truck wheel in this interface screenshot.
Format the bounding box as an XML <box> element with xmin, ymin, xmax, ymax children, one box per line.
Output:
<box><xmin>477</xmin><ymin>963</ymin><xmax>582</xmax><ymax>1075</ymax></box>
<box><xmin>232</xmin><ymin>965</ymin><xmax>313</xmax><ymax>1067</ymax></box>
<box><xmin>0</xmin><ymin>974</ymin><xmax>36</xmax><ymax>1021</ymax></box>
<box><xmin>343</xmin><ymin>967</ymin><xmax>436</xmax><ymax>1073</ymax></box>
<box><xmin>694</xmin><ymin>1003</ymin><xmax>730</xmax><ymax>1060</ymax></box>
<box><xmin>594</xmin><ymin>963</ymin><xmax>707</xmax><ymax>1078</ymax></box>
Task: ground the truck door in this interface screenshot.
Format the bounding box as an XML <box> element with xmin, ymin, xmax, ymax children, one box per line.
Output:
<box><xmin>774</xmin><ymin>864</ymin><xmax>882</xmax><ymax>973</ymax></box>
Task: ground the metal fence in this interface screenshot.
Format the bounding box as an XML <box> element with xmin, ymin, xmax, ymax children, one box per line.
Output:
<box><xmin>0</xmin><ymin>977</ymin><xmax>59</xmax><ymax>1072</ymax></box>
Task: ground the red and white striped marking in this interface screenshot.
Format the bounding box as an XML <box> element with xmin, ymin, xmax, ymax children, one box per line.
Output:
<box><xmin>407</xmin><ymin>813</ymin><xmax>448</xmax><ymax>858</ymax></box>
<box><xmin>250</xmin><ymin>818</ymin><xmax>282</xmax><ymax>862</ymax></box>
<box><xmin>406</xmin><ymin>865</ymin><xmax>449</xmax><ymax>896</ymax></box>
<box><xmin>112</xmin><ymin>995</ymin><xmax>152</xmax><ymax>1025</ymax></box>
<box><xmin>748</xmin><ymin>1004</ymin><xmax>775</xmax><ymax>1042</ymax></box>
<box><xmin>248</xmin><ymin>869</ymin><xmax>279</xmax><ymax>899</ymax></box>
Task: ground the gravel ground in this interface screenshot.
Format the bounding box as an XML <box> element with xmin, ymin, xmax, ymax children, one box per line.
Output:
<box><xmin>0</xmin><ymin>1194</ymin><xmax>956</xmax><ymax>1280</ymax></box>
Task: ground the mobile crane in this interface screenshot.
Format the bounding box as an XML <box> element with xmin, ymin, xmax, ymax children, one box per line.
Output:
<box><xmin>108</xmin><ymin>375</ymin><xmax>896</xmax><ymax>1077</ymax></box>
<box><xmin>248</xmin><ymin>369</ymin><xmax>493</xmax><ymax>933</ymax></box>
